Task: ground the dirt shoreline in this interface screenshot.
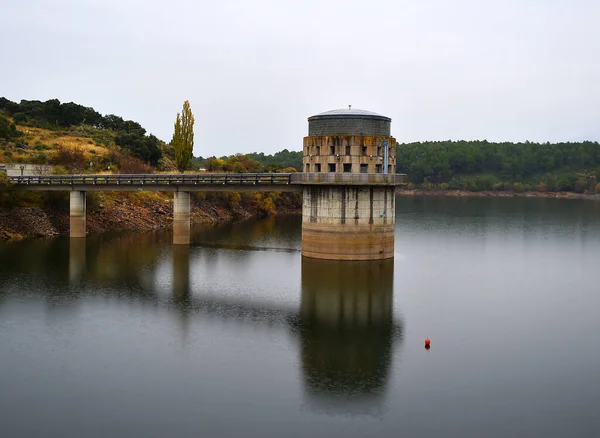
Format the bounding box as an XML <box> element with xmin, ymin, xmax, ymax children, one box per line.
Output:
<box><xmin>3</xmin><ymin>188</ymin><xmax>597</xmax><ymax>241</ymax></box>
<box><xmin>0</xmin><ymin>195</ymin><xmax>301</xmax><ymax>242</ymax></box>
<box><xmin>396</xmin><ymin>188</ymin><xmax>600</xmax><ymax>200</ymax></box>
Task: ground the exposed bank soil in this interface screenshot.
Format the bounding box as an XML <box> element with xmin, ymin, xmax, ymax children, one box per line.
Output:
<box><xmin>0</xmin><ymin>196</ymin><xmax>301</xmax><ymax>241</ymax></box>
<box><xmin>396</xmin><ymin>188</ymin><xmax>600</xmax><ymax>200</ymax></box>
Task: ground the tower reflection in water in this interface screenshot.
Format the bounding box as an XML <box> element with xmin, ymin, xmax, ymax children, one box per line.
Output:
<box><xmin>299</xmin><ymin>257</ymin><xmax>400</xmax><ymax>416</ymax></box>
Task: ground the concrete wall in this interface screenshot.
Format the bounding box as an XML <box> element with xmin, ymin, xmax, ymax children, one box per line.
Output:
<box><xmin>0</xmin><ymin>162</ymin><xmax>54</xmax><ymax>176</ymax></box>
<box><xmin>308</xmin><ymin>117</ymin><xmax>390</xmax><ymax>136</ymax></box>
<box><xmin>302</xmin><ymin>135</ymin><xmax>396</xmax><ymax>174</ymax></box>
<box><xmin>301</xmin><ymin>186</ymin><xmax>395</xmax><ymax>260</ymax></box>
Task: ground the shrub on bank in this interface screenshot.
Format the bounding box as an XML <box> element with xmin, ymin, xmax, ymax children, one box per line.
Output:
<box><xmin>0</xmin><ymin>172</ymin><xmax>10</xmax><ymax>189</ymax></box>
<box><xmin>0</xmin><ymin>174</ymin><xmax>42</xmax><ymax>208</ymax></box>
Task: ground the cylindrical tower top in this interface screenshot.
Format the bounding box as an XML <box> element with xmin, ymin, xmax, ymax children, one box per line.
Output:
<box><xmin>308</xmin><ymin>108</ymin><xmax>391</xmax><ymax>136</ymax></box>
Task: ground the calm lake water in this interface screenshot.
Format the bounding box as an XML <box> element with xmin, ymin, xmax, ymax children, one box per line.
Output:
<box><xmin>1</xmin><ymin>196</ymin><xmax>599</xmax><ymax>437</ymax></box>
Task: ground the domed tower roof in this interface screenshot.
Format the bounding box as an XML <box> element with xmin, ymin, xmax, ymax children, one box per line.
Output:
<box><xmin>307</xmin><ymin>107</ymin><xmax>391</xmax><ymax>136</ymax></box>
<box><xmin>308</xmin><ymin>108</ymin><xmax>391</xmax><ymax>122</ymax></box>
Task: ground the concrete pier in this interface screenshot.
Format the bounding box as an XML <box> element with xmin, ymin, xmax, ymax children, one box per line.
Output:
<box><xmin>173</xmin><ymin>191</ymin><xmax>191</xmax><ymax>245</ymax></box>
<box><xmin>69</xmin><ymin>191</ymin><xmax>86</xmax><ymax>238</ymax></box>
<box><xmin>301</xmin><ymin>185</ymin><xmax>396</xmax><ymax>260</ymax></box>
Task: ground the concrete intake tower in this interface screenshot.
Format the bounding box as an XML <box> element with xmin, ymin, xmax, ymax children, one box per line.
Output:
<box><xmin>300</xmin><ymin>107</ymin><xmax>402</xmax><ymax>260</ymax></box>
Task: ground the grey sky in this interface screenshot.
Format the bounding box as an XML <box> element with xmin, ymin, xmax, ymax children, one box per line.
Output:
<box><xmin>2</xmin><ymin>0</ymin><xmax>599</xmax><ymax>157</ymax></box>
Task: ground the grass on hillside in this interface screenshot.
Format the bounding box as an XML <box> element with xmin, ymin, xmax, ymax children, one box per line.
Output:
<box><xmin>1</xmin><ymin>124</ymin><xmax>112</xmax><ymax>165</ymax></box>
<box><xmin>0</xmin><ymin>119</ymin><xmax>178</xmax><ymax>173</ymax></box>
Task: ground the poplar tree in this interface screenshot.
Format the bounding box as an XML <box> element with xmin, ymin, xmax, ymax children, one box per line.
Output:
<box><xmin>172</xmin><ymin>100</ymin><xmax>195</xmax><ymax>173</ymax></box>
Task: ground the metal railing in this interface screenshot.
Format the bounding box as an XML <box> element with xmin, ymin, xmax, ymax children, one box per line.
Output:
<box><xmin>295</xmin><ymin>173</ymin><xmax>407</xmax><ymax>185</ymax></box>
<box><xmin>9</xmin><ymin>173</ymin><xmax>297</xmax><ymax>186</ymax></box>
<box><xmin>8</xmin><ymin>172</ymin><xmax>407</xmax><ymax>188</ymax></box>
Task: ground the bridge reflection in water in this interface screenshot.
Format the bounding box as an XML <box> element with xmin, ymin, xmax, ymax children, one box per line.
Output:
<box><xmin>1</xmin><ymin>228</ymin><xmax>402</xmax><ymax>416</ymax></box>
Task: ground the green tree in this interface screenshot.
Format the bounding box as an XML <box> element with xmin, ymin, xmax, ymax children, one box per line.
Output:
<box><xmin>0</xmin><ymin>114</ymin><xmax>19</xmax><ymax>139</ymax></box>
<box><xmin>247</xmin><ymin>149</ymin><xmax>303</xmax><ymax>171</ymax></box>
<box><xmin>114</xmin><ymin>132</ymin><xmax>162</xmax><ymax>166</ymax></box>
<box><xmin>172</xmin><ymin>100</ymin><xmax>195</xmax><ymax>172</ymax></box>
<box><xmin>223</xmin><ymin>154</ymin><xmax>264</xmax><ymax>173</ymax></box>
<box><xmin>205</xmin><ymin>157</ymin><xmax>225</xmax><ymax>171</ymax></box>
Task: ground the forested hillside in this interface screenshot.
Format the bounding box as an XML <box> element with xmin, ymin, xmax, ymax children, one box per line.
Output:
<box><xmin>397</xmin><ymin>140</ymin><xmax>600</xmax><ymax>193</ymax></box>
<box><xmin>0</xmin><ymin>97</ymin><xmax>167</xmax><ymax>171</ymax></box>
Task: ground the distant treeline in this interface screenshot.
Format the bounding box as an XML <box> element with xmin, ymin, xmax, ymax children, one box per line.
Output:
<box><xmin>246</xmin><ymin>150</ymin><xmax>302</xmax><ymax>172</ymax></box>
<box><xmin>397</xmin><ymin>140</ymin><xmax>600</xmax><ymax>193</ymax></box>
<box><xmin>193</xmin><ymin>149</ymin><xmax>303</xmax><ymax>173</ymax></box>
<box><xmin>0</xmin><ymin>97</ymin><xmax>164</xmax><ymax>165</ymax></box>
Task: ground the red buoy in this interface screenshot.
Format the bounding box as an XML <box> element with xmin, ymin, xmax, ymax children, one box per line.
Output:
<box><xmin>424</xmin><ymin>338</ymin><xmax>431</xmax><ymax>349</ymax></box>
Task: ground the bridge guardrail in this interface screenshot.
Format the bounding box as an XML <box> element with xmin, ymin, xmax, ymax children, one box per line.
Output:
<box><xmin>9</xmin><ymin>172</ymin><xmax>407</xmax><ymax>187</ymax></box>
<box><xmin>9</xmin><ymin>173</ymin><xmax>297</xmax><ymax>186</ymax></box>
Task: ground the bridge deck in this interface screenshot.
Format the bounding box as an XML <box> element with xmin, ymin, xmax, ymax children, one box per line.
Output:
<box><xmin>8</xmin><ymin>173</ymin><xmax>303</xmax><ymax>192</ymax></box>
<box><xmin>8</xmin><ymin>173</ymin><xmax>406</xmax><ymax>192</ymax></box>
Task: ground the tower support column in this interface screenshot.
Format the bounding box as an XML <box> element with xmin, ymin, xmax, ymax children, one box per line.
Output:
<box><xmin>301</xmin><ymin>185</ymin><xmax>395</xmax><ymax>261</ymax></box>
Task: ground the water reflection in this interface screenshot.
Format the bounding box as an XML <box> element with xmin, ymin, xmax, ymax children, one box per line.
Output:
<box><xmin>191</xmin><ymin>216</ymin><xmax>302</xmax><ymax>250</ymax></box>
<box><xmin>69</xmin><ymin>238</ymin><xmax>86</xmax><ymax>284</ymax></box>
<box><xmin>1</xmin><ymin>226</ymin><xmax>404</xmax><ymax>417</ymax></box>
<box><xmin>2</xmin><ymin>199</ymin><xmax>600</xmax><ymax>437</ymax></box>
<box><xmin>172</xmin><ymin>245</ymin><xmax>190</xmax><ymax>301</ymax></box>
<box><xmin>299</xmin><ymin>257</ymin><xmax>400</xmax><ymax>416</ymax></box>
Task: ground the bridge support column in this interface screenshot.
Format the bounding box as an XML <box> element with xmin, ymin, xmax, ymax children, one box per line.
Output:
<box><xmin>70</xmin><ymin>191</ymin><xmax>86</xmax><ymax>238</ymax></box>
<box><xmin>173</xmin><ymin>191</ymin><xmax>191</xmax><ymax>245</ymax></box>
<box><xmin>301</xmin><ymin>186</ymin><xmax>395</xmax><ymax>261</ymax></box>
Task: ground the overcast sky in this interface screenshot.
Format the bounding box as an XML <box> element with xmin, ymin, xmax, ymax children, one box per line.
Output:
<box><xmin>2</xmin><ymin>0</ymin><xmax>599</xmax><ymax>157</ymax></box>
